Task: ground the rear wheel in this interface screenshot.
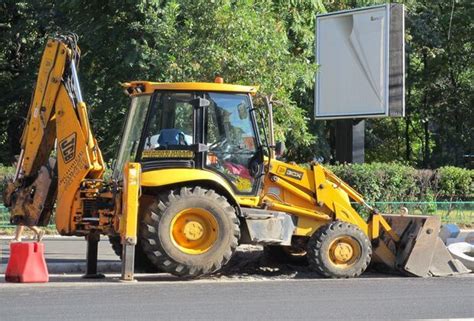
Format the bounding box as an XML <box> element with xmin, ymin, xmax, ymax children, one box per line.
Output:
<box><xmin>307</xmin><ymin>221</ymin><xmax>371</xmax><ymax>278</ymax></box>
<box><xmin>140</xmin><ymin>186</ymin><xmax>240</xmax><ymax>277</ymax></box>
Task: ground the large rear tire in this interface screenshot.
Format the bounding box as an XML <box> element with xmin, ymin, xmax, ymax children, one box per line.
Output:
<box><xmin>307</xmin><ymin>221</ymin><xmax>371</xmax><ymax>278</ymax></box>
<box><xmin>140</xmin><ymin>186</ymin><xmax>240</xmax><ymax>277</ymax></box>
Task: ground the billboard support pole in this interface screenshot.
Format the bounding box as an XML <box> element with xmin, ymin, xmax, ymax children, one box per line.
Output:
<box><xmin>334</xmin><ymin>119</ymin><xmax>365</xmax><ymax>164</ymax></box>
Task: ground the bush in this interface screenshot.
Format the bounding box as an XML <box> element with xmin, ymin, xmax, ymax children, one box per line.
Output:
<box><xmin>327</xmin><ymin>163</ymin><xmax>473</xmax><ymax>202</ymax></box>
<box><xmin>0</xmin><ymin>163</ymin><xmax>472</xmax><ymax>203</ymax></box>
<box><xmin>0</xmin><ymin>164</ymin><xmax>14</xmax><ymax>198</ymax></box>
<box><xmin>436</xmin><ymin>166</ymin><xmax>474</xmax><ymax>200</ymax></box>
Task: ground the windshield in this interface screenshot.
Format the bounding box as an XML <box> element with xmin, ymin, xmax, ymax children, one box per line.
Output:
<box><xmin>113</xmin><ymin>95</ymin><xmax>151</xmax><ymax>180</ymax></box>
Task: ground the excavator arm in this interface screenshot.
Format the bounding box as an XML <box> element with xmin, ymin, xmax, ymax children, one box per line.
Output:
<box><xmin>4</xmin><ymin>35</ymin><xmax>106</xmax><ymax>234</ymax></box>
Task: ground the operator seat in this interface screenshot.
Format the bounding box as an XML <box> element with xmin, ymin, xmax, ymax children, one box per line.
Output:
<box><xmin>158</xmin><ymin>128</ymin><xmax>187</xmax><ymax>147</ymax></box>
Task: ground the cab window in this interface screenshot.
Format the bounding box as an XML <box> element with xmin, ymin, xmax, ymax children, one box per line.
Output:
<box><xmin>206</xmin><ymin>93</ymin><xmax>257</xmax><ymax>193</ymax></box>
<box><xmin>143</xmin><ymin>92</ymin><xmax>194</xmax><ymax>151</ymax></box>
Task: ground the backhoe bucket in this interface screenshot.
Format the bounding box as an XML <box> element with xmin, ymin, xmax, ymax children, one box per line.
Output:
<box><xmin>381</xmin><ymin>214</ymin><xmax>470</xmax><ymax>277</ymax></box>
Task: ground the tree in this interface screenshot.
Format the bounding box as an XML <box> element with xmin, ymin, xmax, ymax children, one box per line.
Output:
<box><xmin>365</xmin><ymin>0</ymin><xmax>473</xmax><ymax>168</ymax></box>
<box><xmin>0</xmin><ymin>0</ymin><xmax>323</xmax><ymax>164</ymax></box>
<box><xmin>0</xmin><ymin>0</ymin><xmax>472</xmax><ymax>168</ymax></box>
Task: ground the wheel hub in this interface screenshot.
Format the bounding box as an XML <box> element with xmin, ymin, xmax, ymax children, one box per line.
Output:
<box><xmin>328</xmin><ymin>236</ymin><xmax>361</xmax><ymax>267</ymax></box>
<box><xmin>183</xmin><ymin>221</ymin><xmax>204</xmax><ymax>240</ymax></box>
<box><xmin>333</xmin><ymin>242</ymin><xmax>354</xmax><ymax>263</ymax></box>
<box><xmin>170</xmin><ymin>208</ymin><xmax>218</xmax><ymax>255</ymax></box>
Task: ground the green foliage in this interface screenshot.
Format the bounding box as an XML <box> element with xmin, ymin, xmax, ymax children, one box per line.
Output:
<box><xmin>328</xmin><ymin>163</ymin><xmax>473</xmax><ymax>203</ymax></box>
<box><xmin>437</xmin><ymin>166</ymin><xmax>474</xmax><ymax>199</ymax></box>
<box><xmin>0</xmin><ymin>164</ymin><xmax>14</xmax><ymax>197</ymax></box>
<box><xmin>0</xmin><ymin>0</ymin><xmax>326</xmax><ymax>164</ymax></box>
<box><xmin>366</xmin><ymin>0</ymin><xmax>473</xmax><ymax>167</ymax></box>
<box><xmin>0</xmin><ymin>164</ymin><xmax>14</xmax><ymax>179</ymax></box>
<box><xmin>0</xmin><ymin>0</ymin><xmax>471</xmax><ymax>168</ymax></box>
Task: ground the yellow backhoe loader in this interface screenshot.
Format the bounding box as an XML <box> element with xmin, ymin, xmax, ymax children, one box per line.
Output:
<box><xmin>3</xmin><ymin>35</ymin><xmax>469</xmax><ymax>280</ymax></box>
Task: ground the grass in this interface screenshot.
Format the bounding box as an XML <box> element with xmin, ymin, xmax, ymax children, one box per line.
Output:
<box><xmin>368</xmin><ymin>202</ymin><xmax>474</xmax><ymax>227</ymax></box>
<box><xmin>0</xmin><ymin>226</ymin><xmax>58</xmax><ymax>236</ymax></box>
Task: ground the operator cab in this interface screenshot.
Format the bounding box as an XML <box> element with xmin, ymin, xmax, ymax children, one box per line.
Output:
<box><xmin>113</xmin><ymin>80</ymin><xmax>264</xmax><ymax>195</ymax></box>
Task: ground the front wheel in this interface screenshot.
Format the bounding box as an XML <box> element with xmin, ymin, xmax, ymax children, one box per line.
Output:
<box><xmin>307</xmin><ymin>221</ymin><xmax>372</xmax><ymax>278</ymax></box>
<box><xmin>140</xmin><ymin>186</ymin><xmax>240</xmax><ymax>277</ymax></box>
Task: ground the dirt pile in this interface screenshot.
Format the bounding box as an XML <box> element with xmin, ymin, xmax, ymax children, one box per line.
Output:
<box><xmin>214</xmin><ymin>245</ymin><xmax>323</xmax><ymax>280</ymax></box>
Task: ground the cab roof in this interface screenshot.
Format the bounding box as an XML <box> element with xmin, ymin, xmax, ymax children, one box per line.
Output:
<box><xmin>122</xmin><ymin>81</ymin><xmax>258</xmax><ymax>96</ymax></box>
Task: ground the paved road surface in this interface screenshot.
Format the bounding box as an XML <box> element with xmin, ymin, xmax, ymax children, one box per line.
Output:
<box><xmin>1</xmin><ymin>236</ymin><xmax>118</xmax><ymax>265</ymax></box>
<box><xmin>1</xmin><ymin>275</ymin><xmax>473</xmax><ymax>320</ymax></box>
<box><xmin>1</xmin><ymin>237</ymin><xmax>473</xmax><ymax>320</ymax></box>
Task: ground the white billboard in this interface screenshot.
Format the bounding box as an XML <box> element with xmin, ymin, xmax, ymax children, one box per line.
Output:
<box><xmin>315</xmin><ymin>4</ymin><xmax>405</xmax><ymax>119</ymax></box>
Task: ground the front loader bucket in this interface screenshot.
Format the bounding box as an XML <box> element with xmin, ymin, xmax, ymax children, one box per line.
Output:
<box><xmin>381</xmin><ymin>214</ymin><xmax>470</xmax><ymax>277</ymax></box>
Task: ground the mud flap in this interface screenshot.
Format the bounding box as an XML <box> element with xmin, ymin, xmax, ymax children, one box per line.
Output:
<box><xmin>382</xmin><ymin>214</ymin><xmax>470</xmax><ymax>277</ymax></box>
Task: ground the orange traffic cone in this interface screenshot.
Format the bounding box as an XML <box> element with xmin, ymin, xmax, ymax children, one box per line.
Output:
<box><xmin>5</xmin><ymin>242</ymin><xmax>49</xmax><ymax>283</ymax></box>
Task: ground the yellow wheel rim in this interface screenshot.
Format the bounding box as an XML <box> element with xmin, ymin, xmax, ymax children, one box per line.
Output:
<box><xmin>170</xmin><ymin>208</ymin><xmax>218</xmax><ymax>255</ymax></box>
<box><xmin>328</xmin><ymin>236</ymin><xmax>361</xmax><ymax>268</ymax></box>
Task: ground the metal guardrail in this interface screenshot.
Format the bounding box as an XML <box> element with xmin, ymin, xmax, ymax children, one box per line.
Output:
<box><xmin>1</xmin><ymin>202</ymin><xmax>473</xmax><ymax>228</ymax></box>
<box><xmin>366</xmin><ymin>201</ymin><xmax>474</xmax><ymax>224</ymax></box>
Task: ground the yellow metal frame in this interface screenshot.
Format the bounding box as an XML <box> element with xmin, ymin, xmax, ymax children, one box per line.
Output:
<box><xmin>13</xmin><ymin>38</ymin><xmax>105</xmax><ymax>234</ymax></box>
<box><xmin>119</xmin><ymin>162</ymin><xmax>141</xmax><ymax>242</ymax></box>
<box><xmin>123</xmin><ymin>81</ymin><xmax>258</xmax><ymax>96</ymax></box>
<box><xmin>141</xmin><ymin>168</ymin><xmax>260</xmax><ymax>207</ymax></box>
<box><xmin>259</xmin><ymin>159</ymin><xmax>401</xmax><ymax>244</ymax></box>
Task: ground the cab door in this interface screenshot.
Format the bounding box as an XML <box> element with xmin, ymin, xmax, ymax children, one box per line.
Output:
<box><xmin>204</xmin><ymin>92</ymin><xmax>262</xmax><ymax>195</ymax></box>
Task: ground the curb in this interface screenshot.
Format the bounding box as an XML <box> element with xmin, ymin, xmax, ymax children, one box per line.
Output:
<box><xmin>0</xmin><ymin>261</ymin><xmax>121</xmax><ymax>274</ymax></box>
<box><xmin>0</xmin><ymin>235</ymin><xmax>65</xmax><ymax>240</ymax></box>
<box><xmin>0</xmin><ymin>235</ymin><xmax>110</xmax><ymax>240</ymax></box>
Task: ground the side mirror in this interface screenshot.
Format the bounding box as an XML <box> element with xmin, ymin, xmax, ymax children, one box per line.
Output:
<box><xmin>275</xmin><ymin>141</ymin><xmax>285</xmax><ymax>157</ymax></box>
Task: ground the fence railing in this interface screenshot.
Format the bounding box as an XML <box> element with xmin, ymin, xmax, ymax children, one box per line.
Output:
<box><xmin>1</xmin><ymin>202</ymin><xmax>473</xmax><ymax>228</ymax></box>
<box><xmin>362</xmin><ymin>201</ymin><xmax>474</xmax><ymax>225</ymax></box>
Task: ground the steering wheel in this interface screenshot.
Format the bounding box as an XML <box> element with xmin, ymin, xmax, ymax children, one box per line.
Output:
<box><xmin>209</xmin><ymin>138</ymin><xmax>228</xmax><ymax>151</ymax></box>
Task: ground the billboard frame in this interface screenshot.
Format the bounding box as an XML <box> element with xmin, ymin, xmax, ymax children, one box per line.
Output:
<box><xmin>315</xmin><ymin>4</ymin><xmax>404</xmax><ymax>120</ymax></box>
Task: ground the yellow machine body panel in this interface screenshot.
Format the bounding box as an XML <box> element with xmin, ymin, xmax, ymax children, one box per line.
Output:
<box><xmin>260</xmin><ymin>159</ymin><xmax>368</xmax><ymax>235</ymax></box>
<box><xmin>141</xmin><ymin>168</ymin><xmax>260</xmax><ymax>207</ymax></box>
<box><xmin>19</xmin><ymin>40</ymin><xmax>67</xmax><ymax>176</ymax></box>
<box><xmin>5</xmin><ymin>37</ymin><xmax>105</xmax><ymax>235</ymax></box>
<box><xmin>123</xmin><ymin>81</ymin><xmax>258</xmax><ymax>96</ymax></box>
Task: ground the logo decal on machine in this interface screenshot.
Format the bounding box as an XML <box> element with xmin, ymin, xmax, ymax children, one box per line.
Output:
<box><xmin>60</xmin><ymin>133</ymin><xmax>76</xmax><ymax>163</ymax></box>
<box><xmin>285</xmin><ymin>168</ymin><xmax>304</xmax><ymax>180</ymax></box>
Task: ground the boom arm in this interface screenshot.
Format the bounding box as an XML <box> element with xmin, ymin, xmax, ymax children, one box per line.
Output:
<box><xmin>4</xmin><ymin>35</ymin><xmax>105</xmax><ymax>233</ymax></box>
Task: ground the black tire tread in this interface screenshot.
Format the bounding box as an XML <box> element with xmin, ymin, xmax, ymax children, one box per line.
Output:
<box><xmin>140</xmin><ymin>186</ymin><xmax>240</xmax><ymax>277</ymax></box>
<box><xmin>307</xmin><ymin>221</ymin><xmax>372</xmax><ymax>278</ymax></box>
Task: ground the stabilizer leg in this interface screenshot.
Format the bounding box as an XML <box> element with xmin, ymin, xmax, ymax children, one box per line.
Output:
<box><xmin>119</xmin><ymin>162</ymin><xmax>141</xmax><ymax>282</ymax></box>
<box><xmin>83</xmin><ymin>231</ymin><xmax>105</xmax><ymax>279</ymax></box>
<box><xmin>121</xmin><ymin>237</ymin><xmax>136</xmax><ymax>281</ymax></box>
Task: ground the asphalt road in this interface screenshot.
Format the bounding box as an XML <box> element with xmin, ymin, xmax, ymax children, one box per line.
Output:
<box><xmin>1</xmin><ymin>237</ymin><xmax>473</xmax><ymax>320</ymax></box>
<box><xmin>1</xmin><ymin>275</ymin><xmax>473</xmax><ymax>320</ymax></box>
<box><xmin>0</xmin><ymin>236</ymin><xmax>118</xmax><ymax>265</ymax></box>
